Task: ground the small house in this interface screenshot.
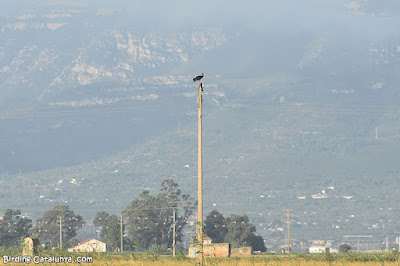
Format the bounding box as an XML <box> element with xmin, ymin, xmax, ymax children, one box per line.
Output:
<box><xmin>68</xmin><ymin>239</ymin><xmax>106</xmax><ymax>253</ymax></box>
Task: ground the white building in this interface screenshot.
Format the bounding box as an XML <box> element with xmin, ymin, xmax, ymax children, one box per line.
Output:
<box><xmin>68</xmin><ymin>239</ymin><xmax>106</xmax><ymax>253</ymax></box>
<box><xmin>309</xmin><ymin>246</ymin><xmax>327</xmax><ymax>253</ymax></box>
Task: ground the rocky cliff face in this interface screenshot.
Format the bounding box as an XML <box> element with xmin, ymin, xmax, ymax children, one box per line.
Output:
<box><xmin>1</xmin><ymin>1</ymin><xmax>400</xmax><ymax>107</ymax></box>
<box><xmin>0</xmin><ymin>4</ymin><xmax>228</xmax><ymax>107</ymax></box>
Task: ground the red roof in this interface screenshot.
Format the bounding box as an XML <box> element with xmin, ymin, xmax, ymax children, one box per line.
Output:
<box><xmin>69</xmin><ymin>238</ymin><xmax>96</xmax><ymax>249</ymax></box>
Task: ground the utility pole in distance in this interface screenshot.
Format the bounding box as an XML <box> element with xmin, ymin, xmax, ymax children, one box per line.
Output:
<box><xmin>58</xmin><ymin>216</ymin><xmax>62</xmax><ymax>250</ymax></box>
<box><xmin>283</xmin><ymin>209</ymin><xmax>292</xmax><ymax>254</ymax></box>
<box><xmin>120</xmin><ymin>213</ymin><xmax>123</xmax><ymax>253</ymax></box>
<box><xmin>198</xmin><ymin>81</ymin><xmax>203</xmax><ymax>258</ymax></box>
<box><xmin>172</xmin><ymin>206</ymin><xmax>176</xmax><ymax>257</ymax></box>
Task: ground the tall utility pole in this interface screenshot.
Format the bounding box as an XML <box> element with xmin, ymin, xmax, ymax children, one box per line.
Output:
<box><xmin>172</xmin><ymin>206</ymin><xmax>176</xmax><ymax>257</ymax></box>
<box><xmin>287</xmin><ymin>209</ymin><xmax>290</xmax><ymax>254</ymax></box>
<box><xmin>283</xmin><ymin>209</ymin><xmax>292</xmax><ymax>254</ymax></box>
<box><xmin>197</xmin><ymin>80</ymin><xmax>203</xmax><ymax>263</ymax></box>
<box><xmin>59</xmin><ymin>216</ymin><xmax>62</xmax><ymax>250</ymax></box>
<box><xmin>120</xmin><ymin>213</ymin><xmax>123</xmax><ymax>253</ymax></box>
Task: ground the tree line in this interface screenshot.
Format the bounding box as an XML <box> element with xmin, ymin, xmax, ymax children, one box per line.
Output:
<box><xmin>0</xmin><ymin>178</ymin><xmax>265</xmax><ymax>252</ymax></box>
<box><xmin>204</xmin><ymin>210</ymin><xmax>266</xmax><ymax>252</ymax></box>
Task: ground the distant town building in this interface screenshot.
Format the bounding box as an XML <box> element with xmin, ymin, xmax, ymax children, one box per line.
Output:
<box><xmin>310</xmin><ymin>240</ymin><xmax>325</xmax><ymax>246</ymax></box>
<box><xmin>309</xmin><ymin>246</ymin><xmax>328</xmax><ymax>253</ymax></box>
<box><xmin>311</xmin><ymin>193</ymin><xmax>328</xmax><ymax>199</ymax></box>
<box><xmin>68</xmin><ymin>239</ymin><xmax>106</xmax><ymax>252</ymax></box>
<box><xmin>309</xmin><ymin>246</ymin><xmax>338</xmax><ymax>253</ymax></box>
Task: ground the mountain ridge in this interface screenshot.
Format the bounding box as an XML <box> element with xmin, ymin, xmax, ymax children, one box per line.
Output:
<box><xmin>1</xmin><ymin>1</ymin><xmax>400</xmax><ymax>245</ymax></box>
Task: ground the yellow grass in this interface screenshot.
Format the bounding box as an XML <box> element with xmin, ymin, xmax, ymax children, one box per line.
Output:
<box><xmin>2</xmin><ymin>259</ymin><xmax>400</xmax><ymax>266</ymax></box>
<box><xmin>87</xmin><ymin>261</ymin><xmax>400</xmax><ymax>266</ymax></box>
<box><xmin>1</xmin><ymin>254</ymin><xmax>400</xmax><ymax>266</ymax></box>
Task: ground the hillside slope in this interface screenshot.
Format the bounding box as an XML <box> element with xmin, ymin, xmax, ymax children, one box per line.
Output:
<box><xmin>1</xmin><ymin>1</ymin><xmax>400</xmax><ymax>244</ymax></box>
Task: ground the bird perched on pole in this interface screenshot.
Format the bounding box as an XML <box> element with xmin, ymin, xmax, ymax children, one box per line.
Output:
<box><xmin>193</xmin><ymin>73</ymin><xmax>204</xmax><ymax>82</ymax></box>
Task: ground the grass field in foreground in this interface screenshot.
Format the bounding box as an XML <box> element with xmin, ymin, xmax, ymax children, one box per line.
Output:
<box><xmin>2</xmin><ymin>252</ymin><xmax>400</xmax><ymax>265</ymax></box>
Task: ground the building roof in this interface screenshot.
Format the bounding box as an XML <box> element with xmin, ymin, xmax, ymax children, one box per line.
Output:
<box><xmin>69</xmin><ymin>238</ymin><xmax>103</xmax><ymax>249</ymax></box>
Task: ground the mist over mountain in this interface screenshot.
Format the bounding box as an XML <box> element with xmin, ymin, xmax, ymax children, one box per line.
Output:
<box><xmin>1</xmin><ymin>0</ymin><xmax>400</xmax><ymax>246</ymax></box>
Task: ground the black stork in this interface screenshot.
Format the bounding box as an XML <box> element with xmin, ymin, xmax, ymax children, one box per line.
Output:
<box><xmin>193</xmin><ymin>73</ymin><xmax>204</xmax><ymax>82</ymax></box>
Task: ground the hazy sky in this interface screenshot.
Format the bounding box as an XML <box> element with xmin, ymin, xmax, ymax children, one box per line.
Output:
<box><xmin>1</xmin><ymin>0</ymin><xmax>399</xmax><ymax>34</ymax></box>
<box><xmin>0</xmin><ymin>0</ymin><xmax>398</xmax><ymax>78</ymax></box>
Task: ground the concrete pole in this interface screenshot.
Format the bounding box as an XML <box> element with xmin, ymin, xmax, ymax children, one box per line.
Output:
<box><xmin>197</xmin><ymin>81</ymin><xmax>203</xmax><ymax>262</ymax></box>
<box><xmin>59</xmin><ymin>216</ymin><xmax>62</xmax><ymax>250</ymax></box>
<box><xmin>120</xmin><ymin>213</ymin><xmax>123</xmax><ymax>253</ymax></box>
<box><xmin>287</xmin><ymin>209</ymin><xmax>290</xmax><ymax>254</ymax></box>
<box><xmin>173</xmin><ymin>206</ymin><xmax>176</xmax><ymax>257</ymax></box>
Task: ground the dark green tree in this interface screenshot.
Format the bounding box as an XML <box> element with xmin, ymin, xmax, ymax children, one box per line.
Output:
<box><xmin>247</xmin><ymin>235</ymin><xmax>266</xmax><ymax>252</ymax></box>
<box><xmin>123</xmin><ymin>179</ymin><xmax>196</xmax><ymax>250</ymax></box>
<box><xmin>225</xmin><ymin>214</ymin><xmax>266</xmax><ymax>252</ymax></box>
<box><xmin>225</xmin><ymin>215</ymin><xmax>256</xmax><ymax>247</ymax></box>
<box><xmin>339</xmin><ymin>243</ymin><xmax>351</xmax><ymax>253</ymax></box>
<box><xmin>29</xmin><ymin>205</ymin><xmax>84</xmax><ymax>248</ymax></box>
<box><xmin>0</xmin><ymin>209</ymin><xmax>32</xmax><ymax>248</ymax></box>
<box><xmin>204</xmin><ymin>210</ymin><xmax>228</xmax><ymax>243</ymax></box>
<box><xmin>106</xmin><ymin>215</ymin><xmax>121</xmax><ymax>251</ymax></box>
<box><xmin>93</xmin><ymin>211</ymin><xmax>109</xmax><ymax>241</ymax></box>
